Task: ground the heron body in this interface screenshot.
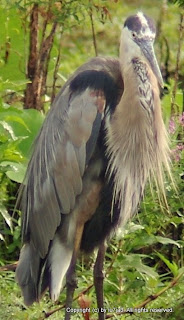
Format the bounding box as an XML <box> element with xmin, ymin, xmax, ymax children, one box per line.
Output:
<box><xmin>16</xmin><ymin>12</ymin><xmax>170</xmax><ymax>318</ymax></box>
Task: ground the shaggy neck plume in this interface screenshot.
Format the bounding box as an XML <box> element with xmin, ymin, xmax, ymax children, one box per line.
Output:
<box><xmin>106</xmin><ymin>56</ymin><xmax>170</xmax><ymax>225</ymax></box>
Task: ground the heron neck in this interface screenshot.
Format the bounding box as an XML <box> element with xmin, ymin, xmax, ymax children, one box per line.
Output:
<box><xmin>106</xmin><ymin>57</ymin><xmax>157</xmax><ymax>225</ymax></box>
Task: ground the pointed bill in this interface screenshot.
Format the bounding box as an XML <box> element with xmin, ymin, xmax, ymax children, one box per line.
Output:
<box><xmin>141</xmin><ymin>40</ymin><xmax>164</xmax><ymax>88</ymax></box>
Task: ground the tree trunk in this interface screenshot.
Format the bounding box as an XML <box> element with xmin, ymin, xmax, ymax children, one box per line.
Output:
<box><xmin>24</xmin><ymin>3</ymin><xmax>57</xmax><ymax>111</ymax></box>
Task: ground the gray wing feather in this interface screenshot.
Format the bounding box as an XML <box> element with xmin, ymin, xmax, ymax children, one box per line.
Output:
<box><xmin>21</xmin><ymin>86</ymin><xmax>104</xmax><ymax>258</ymax></box>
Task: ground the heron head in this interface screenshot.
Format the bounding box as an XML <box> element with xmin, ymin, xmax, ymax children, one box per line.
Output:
<box><xmin>121</xmin><ymin>12</ymin><xmax>163</xmax><ymax>87</ymax></box>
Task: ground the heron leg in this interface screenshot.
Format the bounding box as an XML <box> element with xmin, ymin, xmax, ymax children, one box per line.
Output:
<box><xmin>94</xmin><ymin>242</ymin><xmax>106</xmax><ymax>320</ymax></box>
<box><xmin>65</xmin><ymin>260</ymin><xmax>77</xmax><ymax>320</ymax></box>
<box><xmin>65</xmin><ymin>224</ymin><xmax>84</xmax><ymax>320</ymax></box>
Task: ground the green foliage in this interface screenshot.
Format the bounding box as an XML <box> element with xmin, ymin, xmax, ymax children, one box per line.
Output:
<box><xmin>169</xmin><ymin>0</ymin><xmax>184</xmax><ymax>7</ymax></box>
<box><xmin>0</xmin><ymin>100</ymin><xmax>45</xmax><ymax>183</ymax></box>
<box><xmin>0</xmin><ymin>83</ymin><xmax>45</xmax><ymax>260</ymax></box>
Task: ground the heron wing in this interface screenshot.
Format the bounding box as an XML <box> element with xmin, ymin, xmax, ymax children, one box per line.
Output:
<box><xmin>21</xmin><ymin>83</ymin><xmax>106</xmax><ymax>258</ymax></box>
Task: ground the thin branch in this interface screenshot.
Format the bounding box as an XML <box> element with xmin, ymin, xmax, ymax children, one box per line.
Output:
<box><xmin>40</xmin><ymin>21</ymin><xmax>58</xmax><ymax>101</ymax></box>
<box><xmin>0</xmin><ymin>262</ymin><xmax>17</xmax><ymax>272</ymax></box>
<box><xmin>89</xmin><ymin>7</ymin><xmax>98</xmax><ymax>56</ymax></box>
<box><xmin>105</xmin><ymin>271</ymin><xmax>184</xmax><ymax>319</ymax></box>
<box><xmin>37</xmin><ymin>22</ymin><xmax>58</xmax><ymax>79</ymax></box>
<box><xmin>106</xmin><ymin>240</ymin><xmax>123</xmax><ymax>274</ymax></box>
<box><xmin>51</xmin><ymin>29</ymin><xmax>63</xmax><ymax>103</ymax></box>
<box><xmin>40</xmin><ymin>0</ymin><xmax>52</xmax><ymax>45</ymax></box>
<box><xmin>162</xmin><ymin>36</ymin><xmax>170</xmax><ymax>84</ymax></box>
<box><xmin>43</xmin><ymin>284</ymin><xmax>93</xmax><ymax>319</ymax></box>
<box><xmin>171</xmin><ymin>13</ymin><xmax>184</xmax><ymax>115</ymax></box>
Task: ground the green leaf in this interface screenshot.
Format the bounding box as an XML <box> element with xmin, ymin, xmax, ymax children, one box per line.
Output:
<box><xmin>0</xmin><ymin>120</ymin><xmax>17</xmax><ymax>140</ymax></box>
<box><xmin>0</xmin><ymin>233</ymin><xmax>5</xmax><ymax>241</ymax></box>
<box><xmin>12</xmin><ymin>109</ymin><xmax>44</xmax><ymax>157</ymax></box>
<box><xmin>0</xmin><ymin>106</ymin><xmax>44</xmax><ymax>158</ymax></box>
<box><xmin>121</xmin><ymin>254</ymin><xmax>158</xmax><ymax>279</ymax></box>
<box><xmin>0</xmin><ymin>161</ymin><xmax>26</xmax><ymax>183</ymax></box>
<box><xmin>0</xmin><ymin>203</ymin><xmax>13</xmax><ymax>231</ymax></box>
<box><xmin>2</xmin><ymin>114</ymin><xmax>31</xmax><ymax>132</ymax></box>
<box><xmin>156</xmin><ymin>252</ymin><xmax>179</xmax><ymax>277</ymax></box>
<box><xmin>155</xmin><ymin>236</ymin><xmax>181</xmax><ymax>248</ymax></box>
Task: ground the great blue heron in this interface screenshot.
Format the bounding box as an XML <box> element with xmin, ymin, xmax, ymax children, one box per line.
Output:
<box><xmin>16</xmin><ymin>12</ymin><xmax>171</xmax><ymax>320</ymax></box>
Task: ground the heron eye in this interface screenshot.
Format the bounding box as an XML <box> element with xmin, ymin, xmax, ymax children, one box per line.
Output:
<box><xmin>132</xmin><ymin>32</ymin><xmax>136</xmax><ymax>38</ymax></box>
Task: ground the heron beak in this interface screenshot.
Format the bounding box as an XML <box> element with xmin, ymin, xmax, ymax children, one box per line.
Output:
<box><xmin>141</xmin><ymin>40</ymin><xmax>164</xmax><ymax>88</ymax></box>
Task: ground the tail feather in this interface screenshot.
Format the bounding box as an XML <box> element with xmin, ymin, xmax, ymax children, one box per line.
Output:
<box><xmin>16</xmin><ymin>243</ymin><xmax>41</xmax><ymax>306</ymax></box>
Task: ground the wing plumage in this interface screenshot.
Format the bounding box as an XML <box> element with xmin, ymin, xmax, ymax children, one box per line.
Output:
<box><xmin>16</xmin><ymin>59</ymin><xmax>122</xmax><ymax>305</ymax></box>
<box><xmin>21</xmin><ymin>86</ymin><xmax>105</xmax><ymax>258</ymax></box>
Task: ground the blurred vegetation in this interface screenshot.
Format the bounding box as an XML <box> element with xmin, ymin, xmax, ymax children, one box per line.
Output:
<box><xmin>0</xmin><ymin>0</ymin><xmax>184</xmax><ymax>319</ymax></box>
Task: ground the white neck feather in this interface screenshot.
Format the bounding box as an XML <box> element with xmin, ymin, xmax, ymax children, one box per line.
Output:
<box><xmin>119</xmin><ymin>28</ymin><xmax>143</xmax><ymax>72</ymax></box>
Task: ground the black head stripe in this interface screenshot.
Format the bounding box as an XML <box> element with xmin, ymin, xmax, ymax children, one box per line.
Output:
<box><xmin>124</xmin><ymin>13</ymin><xmax>156</xmax><ymax>35</ymax></box>
<box><xmin>124</xmin><ymin>15</ymin><xmax>142</xmax><ymax>33</ymax></box>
